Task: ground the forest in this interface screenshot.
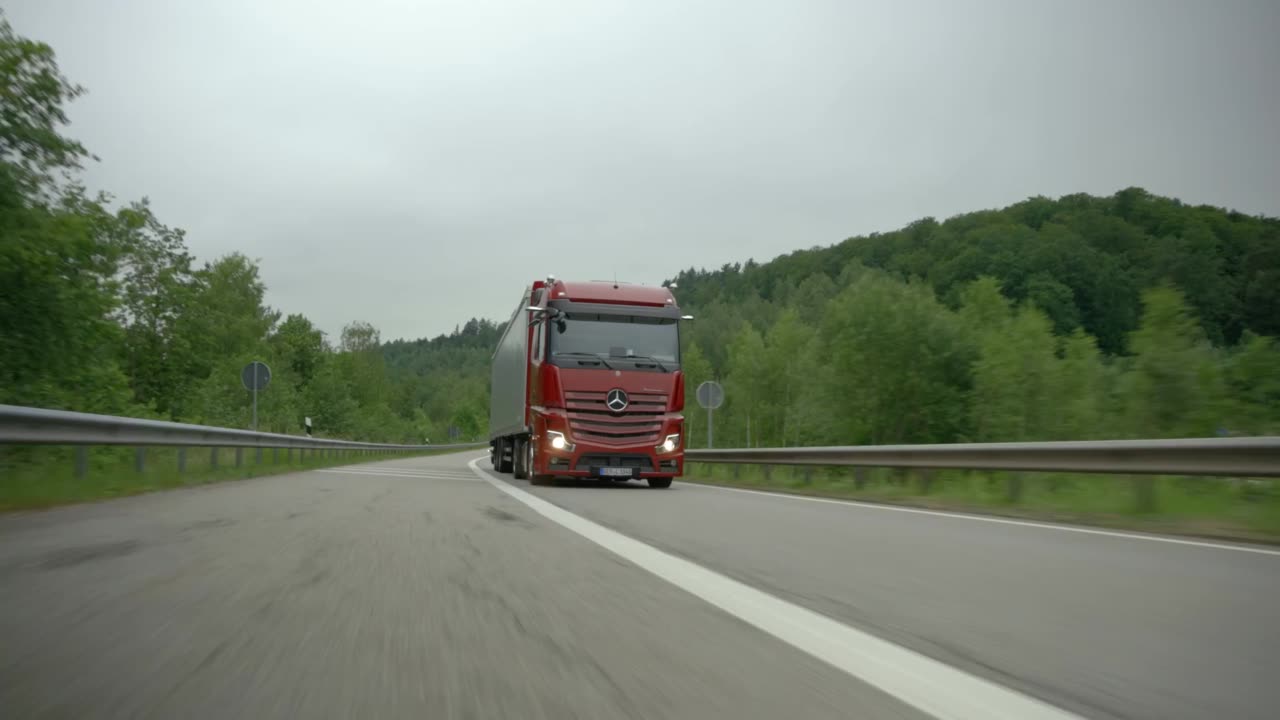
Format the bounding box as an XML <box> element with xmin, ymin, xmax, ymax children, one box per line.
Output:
<box><xmin>670</xmin><ymin>189</ymin><xmax>1280</xmax><ymax>449</ymax></box>
<box><xmin>3</xmin><ymin>14</ymin><xmax>1279</xmax><ymax>456</ymax></box>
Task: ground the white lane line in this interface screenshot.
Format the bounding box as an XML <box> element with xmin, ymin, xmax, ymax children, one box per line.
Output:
<box><xmin>467</xmin><ymin>459</ymin><xmax>1081</xmax><ymax>720</ymax></box>
<box><xmin>317</xmin><ymin>468</ymin><xmax>480</xmax><ymax>481</ymax></box>
<box><xmin>315</xmin><ymin>468</ymin><xmax>466</xmax><ymax>476</ymax></box>
<box><xmin>351</xmin><ymin>469</ymin><xmax>480</xmax><ymax>478</ymax></box>
<box><xmin>317</xmin><ymin>465</ymin><xmax>478</xmax><ymax>475</ymax></box>
<box><xmin>684</xmin><ymin>481</ymin><xmax>1280</xmax><ymax>558</ymax></box>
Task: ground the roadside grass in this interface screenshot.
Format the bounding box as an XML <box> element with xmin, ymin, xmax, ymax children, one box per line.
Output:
<box><xmin>0</xmin><ymin>445</ymin><xmax>472</xmax><ymax>512</ymax></box>
<box><xmin>684</xmin><ymin>463</ymin><xmax>1280</xmax><ymax>544</ymax></box>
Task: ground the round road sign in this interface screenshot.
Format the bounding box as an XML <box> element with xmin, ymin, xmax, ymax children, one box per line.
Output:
<box><xmin>695</xmin><ymin>380</ymin><xmax>724</xmax><ymax>410</ymax></box>
<box><xmin>241</xmin><ymin>361</ymin><xmax>272</xmax><ymax>391</ymax></box>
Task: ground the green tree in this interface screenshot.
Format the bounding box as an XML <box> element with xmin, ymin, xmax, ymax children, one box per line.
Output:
<box><xmin>112</xmin><ymin>199</ymin><xmax>197</xmax><ymax>417</ymax></box>
<box><xmin>679</xmin><ymin>341</ymin><xmax>714</xmax><ymax>448</ymax></box>
<box><xmin>1222</xmin><ymin>333</ymin><xmax>1280</xmax><ymax>435</ymax></box>
<box><xmin>271</xmin><ymin>314</ymin><xmax>328</xmax><ymax>390</ymax></box>
<box><xmin>0</xmin><ymin>12</ymin><xmax>91</xmax><ymax>194</ymax></box>
<box><xmin>822</xmin><ymin>271</ymin><xmax>973</xmax><ymax>445</ymax></box>
<box><xmin>760</xmin><ymin>309</ymin><xmax>820</xmax><ymax>446</ymax></box>
<box><xmin>969</xmin><ymin>305</ymin><xmax>1057</xmax><ymax>442</ymax></box>
<box><xmin>185</xmin><ymin>253</ymin><xmax>278</xmax><ymax>357</ymax></box>
<box><xmin>722</xmin><ymin>323</ymin><xmax>767</xmax><ymax>447</ymax></box>
<box><xmin>1052</xmin><ymin>329</ymin><xmax>1109</xmax><ymax>439</ymax></box>
<box><xmin>1122</xmin><ymin>285</ymin><xmax>1226</xmax><ymax>437</ymax></box>
<box><xmin>0</xmin><ymin>17</ymin><xmax>127</xmax><ymax>412</ymax></box>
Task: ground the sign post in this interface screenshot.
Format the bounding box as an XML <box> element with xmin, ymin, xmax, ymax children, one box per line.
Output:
<box><xmin>304</xmin><ymin>416</ymin><xmax>312</xmax><ymax>437</ymax></box>
<box><xmin>240</xmin><ymin>361</ymin><xmax>272</xmax><ymax>431</ymax></box>
<box><xmin>695</xmin><ymin>380</ymin><xmax>725</xmax><ymax>448</ymax></box>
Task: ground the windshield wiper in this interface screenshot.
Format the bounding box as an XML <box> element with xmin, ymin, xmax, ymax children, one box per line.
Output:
<box><xmin>554</xmin><ymin>352</ymin><xmax>615</xmax><ymax>370</ymax></box>
<box><xmin>618</xmin><ymin>355</ymin><xmax>670</xmax><ymax>372</ymax></box>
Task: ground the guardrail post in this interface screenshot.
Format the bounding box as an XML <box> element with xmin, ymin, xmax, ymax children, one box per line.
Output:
<box><xmin>256</xmin><ymin>447</ymin><xmax>263</xmax><ymax>465</ymax></box>
<box><xmin>235</xmin><ymin>447</ymin><xmax>243</xmax><ymax>468</ymax></box>
<box><xmin>135</xmin><ymin>447</ymin><xmax>145</xmax><ymax>474</ymax></box>
<box><xmin>177</xmin><ymin>447</ymin><xmax>186</xmax><ymax>474</ymax></box>
<box><xmin>1134</xmin><ymin>475</ymin><xmax>1158</xmax><ymax>514</ymax></box>
<box><xmin>802</xmin><ymin>467</ymin><xmax>813</xmax><ymax>485</ymax></box>
<box><xmin>918</xmin><ymin>469</ymin><xmax>935</xmax><ymax>495</ymax></box>
<box><xmin>287</xmin><ymin>448</ymin><xmax>293</xmax><ymax>463</ymax></box>
<box><xmin>210</xmin><ymin>447</ymin><xmax>218</xmax><ymax>469</ymax></box>
<box><xmin>854</xmin><ymin>467</ymin><xmax>868</xmax><ymax>490</ymax></box>
<box><xmin>273</xmin><ymin>447</ymin><xmax>279</xmax><ymax>464</ymax></box>
<box><xmin>75</xmin><ymin>446</ymin><xmax>88</xmax><ymax>479</ymax></box>
<box><xmin>762</xmin><ymin>465</ymin><xmax>773</xmax><ymax>482</ymax></box>
<box><xmin>1006</xmin><ymin>472</ymin><xmax>1024</xmax><ymax>504</ymax></box>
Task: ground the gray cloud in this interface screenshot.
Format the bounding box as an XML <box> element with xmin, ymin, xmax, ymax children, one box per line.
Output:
<box><xmin>8</xmin><ymin>0</ymin><xmax>1279</xmax><ymax>340</ymax></box>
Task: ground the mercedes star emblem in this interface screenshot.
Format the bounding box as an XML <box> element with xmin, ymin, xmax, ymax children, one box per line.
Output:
<box><xmin>606</xmin><ymin>388</ymin><xmax>629</xmax><ymax>413</ymax></box>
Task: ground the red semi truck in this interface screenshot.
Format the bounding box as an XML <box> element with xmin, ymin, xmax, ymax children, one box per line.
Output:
<box><xmin>488</xmin><ymin>276</ymin><xmax>689</xmax><ymax>488</ymax></box>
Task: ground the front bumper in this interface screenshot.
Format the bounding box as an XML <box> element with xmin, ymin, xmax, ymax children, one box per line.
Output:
<box><xmin>548</xmin><ymin>449</ymin><xmax>683</xmax><ymax>479</ymax></box>
<box><xmin>532</xmin><ymin>412</ymin><xmax>683</xmax><ymax>478</ymax></box>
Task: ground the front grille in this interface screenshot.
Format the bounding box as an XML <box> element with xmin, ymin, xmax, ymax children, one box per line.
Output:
<box><xmin>575</xmin><ymin>454</ymin><xmax>657</xmax><ymax>472</ymax></box>
<box><xmin>566</xmin><ymin>390</ymin><xmax>667</xmax><ymax>446</ymax></box>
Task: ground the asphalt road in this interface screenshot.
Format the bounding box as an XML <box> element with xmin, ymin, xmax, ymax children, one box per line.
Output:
<box><xmin>2</xmin><ymin>452</ymin><xmax>1277</xmax><ymax>719</ymax></box>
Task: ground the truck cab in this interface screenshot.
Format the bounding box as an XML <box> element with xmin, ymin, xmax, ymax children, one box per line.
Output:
<box><xmin>489</xmin><ymin>277</ymin><xmax>687</xmax><ymax>488</ymax></box>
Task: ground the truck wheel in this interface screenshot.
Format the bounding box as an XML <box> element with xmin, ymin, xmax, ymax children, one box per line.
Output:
<box><xmin>528</xmin><ymin>443</ymin><xmax>555</xmax><ymax>486</ymax></box>
<box><xmin>497</xmin><ymin>438</ymin><xmax>514</xmax><ymax>473</ymax></box>
<box><xmin>647</xmin><ymin>478</ymin><xmax>673</xmax><ymax>489</ymax></box>
<box><xmin>513</xmin><ymin>438</ymin><xmax>528</xmax><ymax>479</ymax></box>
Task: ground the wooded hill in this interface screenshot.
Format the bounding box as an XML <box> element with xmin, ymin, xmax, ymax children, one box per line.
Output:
<box><xmin>668</xmin><ymin>190</ymin><xmax>1280</xmax><ymax>448</ymax></box>
<box><xmin>381</xmin><ymin>189</ymin><xmax>1280</xmax><ymax>451</ymax></box>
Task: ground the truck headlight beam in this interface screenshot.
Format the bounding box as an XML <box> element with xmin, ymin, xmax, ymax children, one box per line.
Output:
<box><xmin>546</xmin><ymin>430</ymin><xmax>573</xmax><ymax>452</ymax></box>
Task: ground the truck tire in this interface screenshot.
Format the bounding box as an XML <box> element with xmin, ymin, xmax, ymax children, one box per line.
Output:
<box><xmin>528</xmin><ymin>442</ymin><xmax>555</xmax><ymax>486</ymax></box>
<box><xmin>647</xmin><ymin>478</ymin><xmax>673</xmax><ymax>489</ymax></box>
<box><xmin>513</xmin><ymin>438</ymin><xmax>528</xmax><ymax>479</ymax></box>
<box><xmin>497</xmin><ymin>438</ymin><xmax>514</xmax><ymax>473</ymax></box>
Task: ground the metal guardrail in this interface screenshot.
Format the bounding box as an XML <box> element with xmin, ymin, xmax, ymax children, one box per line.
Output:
<box><xmin>686</xmin><ymin>437</ymin><xmax>1280</xmax><ymax>477</ymax></box>
<box><xmin>4</xmin><ymin>404</ymin><xmax>1278</xmax><ymax>479</ymax></box>
<box><xmin>0</xmin><ymin>404</ymin><xmax>483</xmax><ymax>451</ymax></box>
<box><xmin>0</xmin><ymin>403</ymin><xmax>485</xmax><ymax>479</ymax></box>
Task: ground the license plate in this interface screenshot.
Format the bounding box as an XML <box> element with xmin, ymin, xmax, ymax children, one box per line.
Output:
<box><xmin>597</xmin><ymin>467</ymin><xmax>634</xmax><ymax>478</ymax></box>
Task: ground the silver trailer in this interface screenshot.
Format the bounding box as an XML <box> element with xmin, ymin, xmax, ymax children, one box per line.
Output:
<box><xmin>488</xmin><ymin>286</ymin><xmax>533</xmax><ymax>470</ymax></box>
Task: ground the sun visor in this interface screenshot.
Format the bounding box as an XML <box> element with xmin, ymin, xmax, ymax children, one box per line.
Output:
<box><xmin>548</xmin><ymin>299</ymin><xmax>684</xmax><ymax>320</ymax></box>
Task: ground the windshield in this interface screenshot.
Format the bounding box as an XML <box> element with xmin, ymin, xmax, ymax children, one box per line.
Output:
<box><xmin>547</xmin><ymin>313</ymin><xmax>680</xmax><ymax>370</ymax></box>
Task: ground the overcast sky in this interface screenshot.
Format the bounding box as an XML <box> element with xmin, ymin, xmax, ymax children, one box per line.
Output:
<box><xmin>8</xmin><ymin>0</ymin><xmax>1279</xmax><ymax>341</ymax></box>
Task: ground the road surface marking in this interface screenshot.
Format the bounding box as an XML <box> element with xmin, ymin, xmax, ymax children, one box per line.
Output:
<box><xmin>685</xmin><ymin>481</ymin><xmax>1280</xmax><ymax>557</ymax></box>
<box><xmin>468</xmin><ymin>459</ymin><xmax>1082</xmax><ymax>720</ymax></box>
<box><xmin>316</xmin><ymin>468</ymin><xmax>480</xmax><ymax>481</ymax></box>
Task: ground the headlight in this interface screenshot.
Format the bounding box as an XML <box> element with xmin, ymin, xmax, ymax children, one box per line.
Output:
<box><xmin>546</xmin><ymin>430</ymin><xmax>573</xmax><ymax>451</ymax></box>
<box><xmin>657</xmin><ymin>433</ymin><xmax>680</xmax><ymax>453</ymax></box>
